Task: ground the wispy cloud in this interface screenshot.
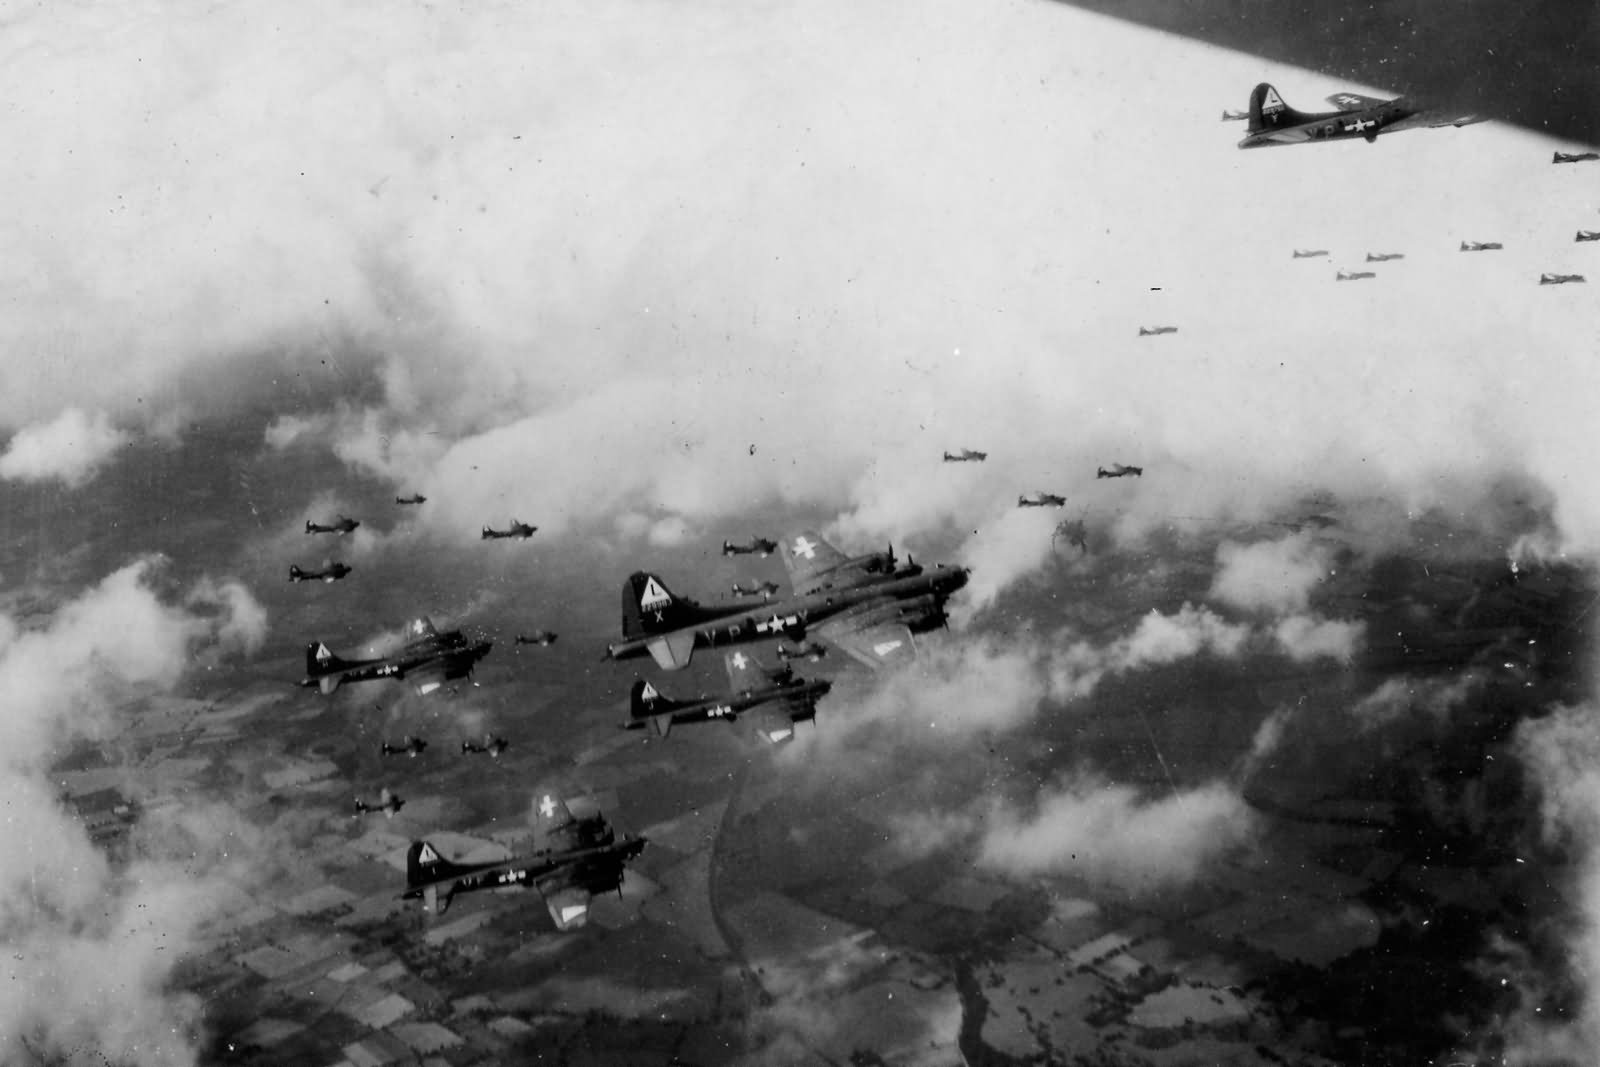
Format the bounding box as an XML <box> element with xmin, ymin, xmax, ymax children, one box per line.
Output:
<box><xmin>0</xmin><ymin>408</ymin><xmax>130</xmax><ymax>489</ymax></box>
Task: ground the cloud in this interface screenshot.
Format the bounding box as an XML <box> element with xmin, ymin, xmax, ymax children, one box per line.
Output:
<box><xmin>1272</xmin><ymin>613</ymin><xmax>1365</xmax><ymax>663</ymax></box>
<box><xmin>0</xmin><ymin>408</ymin><xmax>130</xmax><ymax>489</ymax></box>
<box><xmin>1210</xmin><ymin>533</ymin><xmax>1333</xmax><ymax>614</ymax></box>
<box><xmin>976</xmin><ymin>778</ymin><xmax>1254</xmax><ymax>893</ymax></box>
<box><xmin>0</xmin><ymin>560</ymin><xmax>270</xmax><ymax>1065</ymax></box>
<box><xmin>1348</xmin><ymin>674</ymin><xmax>1481</xmax><ymax>732</ymax></box>
<box><xmin>1047</xmin><ymin>603</ymin><xmax>1251</xmax><ymax>701</ymax></box>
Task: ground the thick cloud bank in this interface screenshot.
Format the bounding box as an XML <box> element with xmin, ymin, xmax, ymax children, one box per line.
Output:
<box><xmin>0</xmin><ymin>560</ymin><xmax>267</xmax><ymax>1066</ymax></box>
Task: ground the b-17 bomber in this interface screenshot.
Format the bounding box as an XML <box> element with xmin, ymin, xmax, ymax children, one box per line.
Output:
<box><xmin>722</xmin><ymin>536</ymin><xmax>778</xmax><ymax>557</ymax></box>
<box><xmin>515</xmin><ymin>631</ymin><xmax>558</xmax><ymax>647</ymax></box>
<box><xmin>606</xmin><ymin>530</ymin><xmax>968</xmax><ymax>671</ymax></box>
<box><xmin>461</xmin><ymin>735</ymin><xmax>510</xmax><ymax>758</ymax></box>
<box><xmin>306</xmin><ymin>515</ymin><xmax>360</xmax><ymax>535</ymax></box>
<box><xmin>289</xmin><ymin>560</ymin><xmax>351</xmax><ymax>584</ymax></box>
<box><xmin>380</xmin><ymin>736</ymin><xmax>428</xmax><ymax>758</ymax></box>
<box><xmin>482</xmin><ymin>519</ymin><xmax>537</xmax><ymax>540</ymax></box>
<box><xmin>1540</xmin><ymin>273</ymin><xmax>1585</xmax><ymax>285</ymax></box>
<box><xmin>396</xmin><ymin>493</ymin><xmax>427</xmax><ymax>505</ymax></box>
<box><xmin>1461</xmin><ymin>241</ymin><xmax>1503</xmax><ymax>252</ymax></box>
<box><xmin>354</xmin><ymin>788</ymin><xmax>404</xmax><ymax>818</ymax></box>
<box><xmin>1575</xmin><ymin>231</ymin><xmax>1600</xmax><ymax>243</ymax></box>
<box><xmin>1220</xmin><ymin>108</ymin><xmax>1247</xmax><ymax>121</ymax></box>
<box><xmin>1138</xmin><ymin>326</ymin><xmax>1177</xmax><ymax>336</ymax></box>
<box><xmin>1237</xmin><ymin>83</ymin><xmax>1482</xmax><ymax>149</ymax></box>
<box><xmin>942</xmin><ymin>448</ymin><xmax>987</xmax><ymax>462</ymax></box>
<box><xmin>1366</xmin><ymin>252</ymin><xmax>1405</xmax><ymax>262</ymax></box>
<box><xmin>1291</xmin><ymin>249</ymin><xmax>1329</xmax><ymax>259</ymax></box>
<box><xmin>1097</xmin><ymin>463</ymin><xmax>1143</xmax><ymax>479</ymax></box>
<box><xmin>1553</xmin><ymin>151</ymin><xmax>1599</xmax><ymax>164</ymax></box>
<box><xmin>401</xmin><ymin>793</ymin><xmax>646</xmax><ymax>928</ymax></box>
<box><xmin>1018</xmin><ymin>492</ymin><xmax>1067</xmax><ymax>508</ymax></box>
<box><xmin>1336</xmin><ymin>270</ymin><xmax>1376</xmax><ymax>281</ymax></box>
<box><xmin>731</xmin><ymin>580</ymin><xmax>781</xmax><ymax>599</ymax></box>
<box><xmin>625</xmin><ymin>650</ymin><xmax>831</xmax><ymax>744</ymax></box>
<box><xmin>301</xmin><ymin>616</ymin><xmax>492</xmax><ymax>696</ymax></box>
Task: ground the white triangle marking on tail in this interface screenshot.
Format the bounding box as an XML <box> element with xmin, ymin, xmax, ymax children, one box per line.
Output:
<box><xmin>640</xmin><ymin>577</ymin><xmax>671</xmax><ymax>611</ymax></box>
<box><xmin>641</xmin><ymin>682</ymin><xmax>659</xmax><ymax>702</ymax></box>
<box><xmin>1262</xmin><ymin>87</ymin><xmax>1285</xmax><ymax>113</ymax></box>
<box><xmin>418</xmin><ymin>843</ymin><xmax>439</xmax><ymax>864</ymax></box>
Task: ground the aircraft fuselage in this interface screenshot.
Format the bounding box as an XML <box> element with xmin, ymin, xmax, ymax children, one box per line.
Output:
<box><xmin>605</xmin><ymin>566</ymin><xmax>968</xmax><ymax>665</ymax></box>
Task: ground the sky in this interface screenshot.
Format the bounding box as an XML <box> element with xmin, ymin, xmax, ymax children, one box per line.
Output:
<box><xmin>2</xmin><ymin>0</ymin><xmax>1598</xmax><ymax>1062</ymax></box>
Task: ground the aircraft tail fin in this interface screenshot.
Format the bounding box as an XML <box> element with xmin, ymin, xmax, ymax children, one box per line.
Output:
<box><xmin>629</xmin><ymin>679</ymin><xmax>685</xmax><ymax>720</ymax></box>
<box><xmin>289</xmin><ymin>566</ymin><xmax>304</xmax><ymax>582</ymax></box>
<box><xmin>1247</xmin><ymin>83</ymin><xmax>1307</xmax><ymax>133</ymax></box>
<box><xmin>406</xmin><ymin>841</ymin><xmax>467</xmax><ymax>913</ymax></box>
<box><xmin>620</xmin><ymin>572</ymin><xmax>694</xmax><ymax>637</ymax></box>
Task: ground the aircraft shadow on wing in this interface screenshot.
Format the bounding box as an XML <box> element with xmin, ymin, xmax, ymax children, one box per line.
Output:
<box><xmin>400</xmin><ymin>793</ymin><xmax>646</xmax><ymax>929</ymax></box>
<box><xmin>603</xmin><ymin>531</ymin><xmax>969</xmax><ymax>671</ymax></box>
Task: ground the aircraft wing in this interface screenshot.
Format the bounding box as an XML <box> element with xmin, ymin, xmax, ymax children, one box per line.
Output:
<box><xmin>539</xmin><ymin>881</ymin><xmax>591</xmax><ymax>930</ymax></box>
<box><xmin>814</xmin><ymin>609</ymin><xmax>918</xmax><ymax>669</ymax></box>
<box><xmin>646</xmin><ymin>631</ymin><xmax>697</xmax><ymax>671</ymax></box>
<box><xmin>779</xmin><ymin>530</ymin><xmax>853</xmax><ymax>597</ymax></box>
<box><xmin>745</xmin><ymin>703</ymin><xmax>800</xmax><ymax>745</ymax></box>
<box><xmin>1326</xmin><ymin>91</ymin><xmax>1387</xmax><ymax>111</ymax></box>
<box><xmin>408</xmin><ymin>662</ymin><xmax>448</xmax><ymax>697</ymax></box>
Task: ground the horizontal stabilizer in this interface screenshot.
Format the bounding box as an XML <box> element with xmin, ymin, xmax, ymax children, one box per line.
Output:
<box><xmin>651</xmin><ymin>714</ymin><xmax>673</xmax><ymax>739</ymax></box>
<box><xmin>646</xmin><ymin>632</ymin><xmax>697</xmax><ymax>671</ymax></box>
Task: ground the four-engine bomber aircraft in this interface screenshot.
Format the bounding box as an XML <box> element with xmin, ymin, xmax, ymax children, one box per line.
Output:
<box><xmin>1554</xmin><ymin>151</ymin><xmax>1599</xmax><ymax>164</ymax></box>
<box><xmin>1237</xmin><ymin>84</ymin><xmax>1483</xmax><ymax>149</ymax></box>
<box><xmin>396</xmin><ymin>494</ymin><xmax>427</xmax><ymax>505</ymax></box>
<box><xmin>624</xmin><ymin>650</ymin><xmax>832</xmax><ymax>743</ymax></box>
<box><xmin>1540</xmin><ymin>273</ymin><xmax>1585</xmax><ymax>285</ymax></box>
<box><xmin>1291</xmin><ymin>249</ymin><xmax>1328</xmax><ymax>259</ymax></box>
<box><xmin>301</xmin><ymin>617</ymin><xmax>492</xmax><ymax>696</ymax></box>
<box><xmin>380</xmin><ymin>736</ymin><xmax>428</xmax><ymax>758</ymax></box>
<box><xmin>515</xmin><ymin>631</ymin><xmax>558</xmax><ymax>646</ymax></box>
<box><xmin>289</xmin><ymin>560</ymin><xmax>352</xmax><ymax>584</ymax></box>
<box><xmin>722</xmin><ymin>537</ymin><xmax>778</xmax><ymax>557</ymax></box>
<box><xmin>306</xmin><ymin>515</ymin><xmax>360</xmax><ymax>535</ymax></box>
<box><xmin>401</xmin><ymin>793</ymin><xmax>646</xmax><ymax>927</ymax></box>
<box><xmin>1461</xmin><ymin>241</ymin><xmax>1503</xmax><ymax>252</ymax></box>
<box><xmin>482</xmin><ymin>519</ymin><xmax>537</xmax><ymax>540</ymax></box>
<box><xmin>1138</xmin><ymin>326</ymin><xmax>1177</xmax><ymax>336</ymax></box>
<box><xmin>1366</xmin><ymin>252</ymin><xmax>1405</xmax><ymax>262</ymax></box>
<box><xmin>942</xmin><ymin>449</ymin><xmax>987</xmax><ymax>462</ymax></box>
<box><xmin>606</xmin><ymin>531</ymin><xmax>968</xmax><ymax>670</ymax></box>
<box><xmin>354</xmin><ymin>788</ymin><xmax>404</xmax><ymax>818</ymax></box>
<box><xmin>1018</xmin><ymin>492</ymin><xmax>1067</xmax><ymax>508</ymax></box>
<box><xmin>1336</xmin><ymin>270</ymin><xmax>1376</xmax><ymax>281</ymax></box>
<box><xmin>1097</xmin><ymin>463</ymin><xmax>1143</xmax><ymax>479</ymax></box>
<box><xmin>1576</xmin><ymin>231</ymin><xmax>1600</xmax><ymax>243</ymax></box>
<box><xmin>461</xmin><ymin>735</ymin><xmax>510</xmax><ymax>758</ymax></box>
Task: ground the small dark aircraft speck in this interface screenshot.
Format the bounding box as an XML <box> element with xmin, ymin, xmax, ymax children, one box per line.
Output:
<box><xmin>289</xmin><ymin>560</ymin><xmax>351</xmax><ymax>584</ymax></box>
<box><xmin>625</xmin><ymin>650</ymin><xmax>831</xmax><ymax>744</ymax></box>
<box><xmin>1554</xmin><ymin>151</ymin><xmax>1599</xmax><ymax>164</ymax></box>
<box><xmin>515</xmin><ymin>631</ymin><xmax>558</xmax><ymax>647</ymax></box>
<box><xmin>1291</xmin><ymin>249</ymin><xmax>1328</xmax><ymax>259</ymax></box>
<box><xmin>354</xmin><ymin>787</ymin><xmax>404</xmax><ymax>818</ymax></box>
<box><xmin>301</xmin><ymin>616</ymin><xmax>492</xmax><ymax>696</ymax></box>
<box><xmin>380</xmin><ymin>736</ymin><xmax>427</xmax><ymax>758</ymax></box>
<box><xmin>1018</xmin><ymin>492</ymin><xmax>1067</xmax><ymax>508</ymax></box>
<box><xmin>482</xmin><ymin>519</ymin><xmax>536</xmax><ymax>540</ymax></box>
<box><xmin>942</xmin><ymin>448</ymin><xmax>987</xmax><ymax>462</ymax></box>
<box><xmin>1221</xmin><ymin>108</ymin><xmax>1247</xmax><ymax>121</ymax></box>
<box><xmin>1097</xmin><ymin>464</ymin><xmax>1143</xmax><ymax>479</ymax></box>
<box><xmin>306</xmin><ymin>515</ymin><xmax>360</xmax><ymax>535</ymax></box>
<box><xmin>1461</xmin><ymin>241</ymin><xmax>1503</xmax><ymax>252</ymax></box>
<box><xmin>1336</xmin><ymin>270</ymin><xmax>1376</xmax><ymax>282</ymax></box>
<box><xmin>396</xmin><ymin>494</ymin><xmax>427</xmax><ymax>505</ymax></box>
<box><xmin>1138</xmin><ymin>326</ymin><xmax>1177</xmax><ymax>337</ymax></box>
<box><xmin>1540</xmin><ymin>273</ymin><xmax>1585</xmax><ymax>285</ymax></box>
<box><xmin>1366</xmin><ymin>252</ymin><xmax>1405</xmax><ymax>262</ymax></box>
<box><xmin>461</xmin><ymin>735</ymin><xmax>510</xmax><ymax>758</ymax></box>
<box><xmin>1237</xmin><ymin>84</ymin><xmax>1482</xmax><ymax>149</ymax></box>
<box><xmin>722</xmin><ymin>537</ymin><xmax>778</xmax><ymax>557</ymax></box>
<box><xmin>606</xmin><ymin>531</ymin><xmax>968</xmax><ymax>671</ymax></box>
<box><xmin>401</xmin><ymin>793</ymin><xmax>646</xmax><ymax>927</ymax></box>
